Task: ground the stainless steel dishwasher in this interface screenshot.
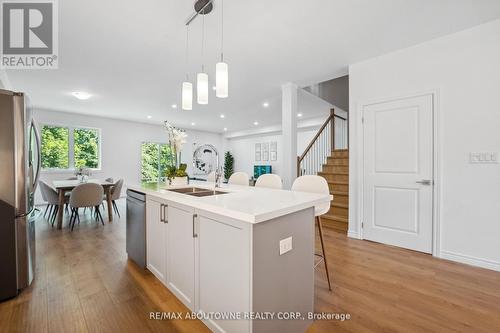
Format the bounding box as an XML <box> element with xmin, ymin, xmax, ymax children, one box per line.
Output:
<box><xmin>126</xmin><ymin>189</ymin><xmax>146</xmax><ymax>268</ymax></box>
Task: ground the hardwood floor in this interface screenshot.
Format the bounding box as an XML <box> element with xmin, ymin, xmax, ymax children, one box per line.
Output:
<box><xmin>1</xmin><ymin>200</ymin><xmax>500</xmax><ymax>333</ymax></box>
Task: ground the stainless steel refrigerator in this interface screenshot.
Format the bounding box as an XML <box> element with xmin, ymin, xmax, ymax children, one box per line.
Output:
<box><xmin>0</xmin><ymin>89</ymin><xmax>41</xmax><ymax>301</ymax></box>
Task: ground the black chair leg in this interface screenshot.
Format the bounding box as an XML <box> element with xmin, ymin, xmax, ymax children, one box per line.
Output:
<box><xmin>71</xmin><ymin>208</ymin><xmax>77</xmax><ymax>231</ymax></box>
<box><xmin>69</xmin><ymin>208</ymin><xmax>75</xmax><ymax>230</ymax></box>
<box><xmin>112</xmin><ymin>200</ymin><xmax>120</xmax><ymax>218</ymax></box>
<box><xmin>51</xmin><ymin>206</ymin><xmax>59</xmax><ymax>226</ymax></box>
<box><xmin>43</xmin><ymin>204</ymin><xmax>49</xmax><ymax>218</ymax></box>
<box><xmin>47</xmin><ymin>205</ymin><xmax>54</xmax><ymax>220</ymax></box>
<box><xmin>65</xmin><ymin>203</ymin><xmax>69</xmax><ymax>213</ymax></box>
<box><xmin>95</xmin><ymin>205</ymin><xmax>104</xmax><ymax>225</ymax></box>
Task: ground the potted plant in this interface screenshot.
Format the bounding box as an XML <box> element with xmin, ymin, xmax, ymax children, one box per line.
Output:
<box><xmin>164</xmin><ymin>121</ymin><xmax>188</xmax><ymax>186</ymax></box>
<box><xmin>224</xmin><ymin>151</ymin><xmax>234</xmax><ymax>181</ymax></box>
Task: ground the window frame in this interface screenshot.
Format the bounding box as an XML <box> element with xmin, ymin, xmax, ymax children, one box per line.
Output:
<box><xmin>140</xmin><ymin>141</ymin><xmax>175</xmax><ymax>183</ymax></box>
<box><xmin>40</xmin><ymin>123</ymin><xmax>102</xmax><ymax>173</ymax></box>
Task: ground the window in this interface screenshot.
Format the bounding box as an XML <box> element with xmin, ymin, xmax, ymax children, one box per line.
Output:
<box><xmin>41</xmin><ymin>125</ymin><xmax>101</xmax><ymax>170</ymax></box>
<box><xmin>141</xmin><ymin>142</ymin><xmax>174</xmax><ymax>183</ymax></box>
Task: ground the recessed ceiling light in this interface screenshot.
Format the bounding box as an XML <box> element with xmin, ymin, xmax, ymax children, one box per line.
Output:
<box><xmin>212</xmin><ymin>86</ymin><xmax>217</xmax><ymax>91</ymax></box>
<box><xmin>191</xmin><ymin>122</ymin><xmax>196</xmax><ymax>126</ymax></box>
<box><xmin>223</xmin><ymin>127</ymin><xmax>227</xmax><ymax>131</ymax></box>
<box><xmin>71</xmin><ymin>91</ymin><xmax>92</xmax><ymax>100</ymax></box>
<box><xmin>253</xmin><ymin>121</ymin><xmax>259</xmax><ymax>126</ymax></box>
<box><xmin>262</xmin><ymin>102</ymin><xmax>269</xmax><ymax>108</ymax></box>
<box><xmin>297</xmin><ymin>113</ymin><xmax>303</xmax><ymax>117</ymax></box>
<box><xmin>220</xmin><ymin>114</ymin><xmax>225</xmax><ymax>118</ymax></box>
<box><xmin>147</xmin><ymin>115</ymin><xmax>152</xmax><ymax>119</ymax></box>
<box><xmin>171</xmin><ymin>104</ymin><xmax>177</xmax><ymax>109</ymax></box>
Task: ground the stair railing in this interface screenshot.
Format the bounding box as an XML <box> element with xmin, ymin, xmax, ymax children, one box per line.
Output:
<box><xmin>297</xmin><ymin>109</ymin><xmax>348</xmax><ymax>176</ymax></box>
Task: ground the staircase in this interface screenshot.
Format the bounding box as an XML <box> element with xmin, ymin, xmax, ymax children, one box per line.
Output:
<box><xmin>317</xmin><ymin>149</ymin><xmax>349</xmax><ymax>232</ymax></box>
<box><xmin>297</xmin><ymin>109</ymin><xmax>349</xmax><ymax>233</ymax></box>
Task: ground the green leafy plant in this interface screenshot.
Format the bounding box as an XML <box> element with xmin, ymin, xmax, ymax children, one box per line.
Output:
<box><xmin>224</xmin><ymin>151</ymin><xmax>234</xmax><ymax>181</ymax></box>
<box><xmin>165</xmin><ymin>163</ymin><xmax>188</xmax><ymax>180</ymax></box>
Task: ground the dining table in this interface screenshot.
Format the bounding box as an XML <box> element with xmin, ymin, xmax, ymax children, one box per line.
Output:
<box><xmin>52</xmin><ymin>179</ymin><xmax>115</xmax><ymax>230</ymax></box>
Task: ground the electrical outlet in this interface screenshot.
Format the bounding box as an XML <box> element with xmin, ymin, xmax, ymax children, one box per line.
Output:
<box><xmin>279</xmin><ymin>236</ymin><xmax>293</xmax><ymax>255</ymax></box>
<box><xmin>470</xmin><ymin>152</ymin><xmax>498</xmax><ymax>164</ymax></box>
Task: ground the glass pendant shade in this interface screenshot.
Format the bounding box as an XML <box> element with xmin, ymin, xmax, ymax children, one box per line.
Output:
<box><xmin>197</xmin><ymin>72</ymin><xmax>209</xmax><ymax>104</ymax></box>
<box><xmin>215</xmin><ymin>62</ymin><xmax>228</xmax><ymax>98</ymax></box>
<box><xmin>182</xmin><ymin>82</ymin><xmax>193</xmax><ymax>110</ymax></box>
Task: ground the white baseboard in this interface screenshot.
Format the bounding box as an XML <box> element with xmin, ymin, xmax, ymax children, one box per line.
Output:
<box><xmin>347</xmin><ymin>230</ymin><xmax>361</xmax><ymax>239</ymax></box>
<box><xmin>440</xmin><ymin>250</ymin><xmax>500</xmax><ymax>272</ymax></box>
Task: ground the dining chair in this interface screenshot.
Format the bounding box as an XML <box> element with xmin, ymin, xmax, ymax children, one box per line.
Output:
<box><xmin>228</xmin><ymin>172</ymin><xmax>249</xmax><ymax>186</ymax></box>
<box><xmin>69</xmin><ymin>183</ymin><xmax>105</xmax><ymax>231</ymax></box>
<box><xmin>110</xmin><ymin>179</ymin><xmax>124</xmax><ymax>218</ymax></box>
<box><xmin>292</xmin><ymin>175</ymin><xmax>332</xmax><ymax>291</ymax></box>
<box><xmin>39</xmin><ymin>181</ymin><xmax>68</xmax><ymax>226</ymax></box>
<box><xmin>255</xmin><ymin>174</ymin><xmax>282</xmax><ymax>189</ymax></box>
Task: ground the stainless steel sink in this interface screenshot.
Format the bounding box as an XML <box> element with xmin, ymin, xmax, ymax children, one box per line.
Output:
<box><xmin>167</xmin><ymin>187</ymin><xmax>228</xmax><ymax>197</ymax></box>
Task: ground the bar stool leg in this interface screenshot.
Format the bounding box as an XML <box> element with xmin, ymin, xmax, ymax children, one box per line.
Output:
<box><xmin>317</xmin><ymin>216</ymin><xmax>332</xmax><ymax>291</ymax></box>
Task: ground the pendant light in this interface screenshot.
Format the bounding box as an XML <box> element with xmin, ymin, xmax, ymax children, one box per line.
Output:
<box><xmin>182</xmin><ymin>27</ymin><xmax>193</xmax><ymax>110</ymax></box>
<box><xmin>197</xmin><ymin>10</ymin><xmax>208</xmax><ymax>105</ymax></box>
<box><xmin>216</xmin><ymin>0</ymin><xmax>228</xmax><ymax>98</ymax></box>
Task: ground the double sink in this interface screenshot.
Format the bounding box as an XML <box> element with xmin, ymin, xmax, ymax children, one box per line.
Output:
<box><xmin>167</xmin><ymin>187</ymin><xmax>228</xmax><ymax>197</ymax></box>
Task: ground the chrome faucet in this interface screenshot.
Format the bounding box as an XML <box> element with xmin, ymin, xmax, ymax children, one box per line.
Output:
<box><xmin>193</xmin><ymin>144</ymin><xmax>222</xmax><ymax>188</ymax></box>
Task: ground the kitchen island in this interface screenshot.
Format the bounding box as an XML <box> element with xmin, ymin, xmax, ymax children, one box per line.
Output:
<box><xmin>127</xmin><ymin>182</ymin><xmax>331</xmax><ymax>333</ymax></box>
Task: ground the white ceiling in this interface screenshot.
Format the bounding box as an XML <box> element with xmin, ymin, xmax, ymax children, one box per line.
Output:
<box><xmin>6</xmin><ymin>0</ymin><xmax>500</xmax><ymax>133</ymax></box>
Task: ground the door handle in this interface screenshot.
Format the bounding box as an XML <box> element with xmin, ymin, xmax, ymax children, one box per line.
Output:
<box><xmin>416</xmin><ymin>179</ymin><xmax>433</xmax><ymax>185</ymax></box>
<box><xmin>160</xmin><ymin>204</ymin><xmax>164</xmax><ymax>222</ymax></box>
<box><xmin>163</xmin><ymin>204</ymin><xmax>168</xmax><ymax>223</ymax></box>
<box><xmin>32</xmin><ymin>120</ymin><xmax>41</xmax><ymax>192</ymax></box>
<box><xmin>192</xmin><ymin>214</ymin><xmax>198</xmax><ymax>238</ymax></box>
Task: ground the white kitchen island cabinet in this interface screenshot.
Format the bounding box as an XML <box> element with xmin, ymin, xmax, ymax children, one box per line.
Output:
<box><xmin>130</xmin><ymin>182</ymin><xmax>331</xmax><ymax>333</ymax></box>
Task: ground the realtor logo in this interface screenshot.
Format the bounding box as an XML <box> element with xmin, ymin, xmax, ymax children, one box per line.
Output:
<box><xmin>1</xmin><ymin>0</ymin><xmax>58</xmax><ymax>69</ymax></box>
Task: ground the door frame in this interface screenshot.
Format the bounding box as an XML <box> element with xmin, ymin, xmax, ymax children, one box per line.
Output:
<box><xmin>355</xmin><ymin>89</ymin><xmax>442</xmax><ymax>257</ymax></box>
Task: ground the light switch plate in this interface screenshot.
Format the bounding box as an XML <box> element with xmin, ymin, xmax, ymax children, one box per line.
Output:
<box><xmin>470</xmin><ymin>152</ymin><xmax>498</xmax><ymax>164</ymax></box>
<box><xmin>279</xmin><ymin>236</ymin><xmax>293</xmax><ymax>255</ymax></box>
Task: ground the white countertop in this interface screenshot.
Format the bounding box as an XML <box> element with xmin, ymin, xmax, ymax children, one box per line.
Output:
<box><xmin>127</xmin><ymin>181</ymin><xmax>332</xmax><ymax>224</ymax></box>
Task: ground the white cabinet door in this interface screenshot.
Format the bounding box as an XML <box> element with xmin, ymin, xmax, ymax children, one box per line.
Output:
<box><xmin>166</xmin><ymin>203</ymin><xmax>196</xmax><ymax>310</ymax></box>
<box><xmin>197</xmin><ymin>214</ymin><xmax>251</xmax><ymax>333</ymax></box>
<box><xmin>146</xmin><ymin>198</ymin><xmax>167</xmax><ymax>282</ymax></box>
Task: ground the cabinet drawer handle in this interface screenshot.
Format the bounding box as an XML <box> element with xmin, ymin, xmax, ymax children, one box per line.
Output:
<box><xmin>160</xmin><ymin>204</ymin><xmax>164</xmax><ymax>222</ymax></box>
<box><xmin>192</xmin><ymin>214</ymin><xmax>198</xmax><ymax>238</ymax></box>
<box><xmin>164</xmin><ymin>204</ymin><xmax>168</xmax><ymax>223</ymax></box>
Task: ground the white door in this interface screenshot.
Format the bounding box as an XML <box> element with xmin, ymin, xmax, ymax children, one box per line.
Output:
<box><xmin>166</xmin><ymin>203</ymin><xmax>196</xmax><ymax>310</ymax></box>
<box><xmin>146</xmin><ymin>198</ymin><xmax>167</xmax><ymax>282</ymax></box>
<box><xmin>363</xmin><ymin>94</ymin><xmax>434</xmax><ymax>253</ymax></box>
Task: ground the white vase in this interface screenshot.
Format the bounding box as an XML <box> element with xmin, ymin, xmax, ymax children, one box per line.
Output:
<box><xmin>170</xmin><ymin>176</ymin><xmax>188</xmax><ymax>186</ymax></box>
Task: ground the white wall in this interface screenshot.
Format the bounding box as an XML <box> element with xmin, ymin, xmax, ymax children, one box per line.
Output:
<box><xmin>349</xmin><ymin>19</ymin><xmax>500</xmax><ymax>271</ymax></box>
<box><xmin>224</xmin><ymin>129</ymin><xmax>318</xmax><ymax>181</ymax></box>
<box><xmin>34</xmin><ymin>109</ymin><xmax>223</xmax><ymax>204</ymax></box>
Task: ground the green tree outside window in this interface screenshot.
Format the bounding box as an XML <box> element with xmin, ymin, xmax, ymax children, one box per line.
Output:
<box><xmin>41</xmin><ymin>126</ymin><xmax>69</xmax><ymax>169</ymax></box>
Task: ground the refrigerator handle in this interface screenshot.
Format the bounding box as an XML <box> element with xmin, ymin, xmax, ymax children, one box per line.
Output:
<box><xmin>31</xmin><ymin>119</ymin><xmax>41</xmax><ymax>192</ymax></box>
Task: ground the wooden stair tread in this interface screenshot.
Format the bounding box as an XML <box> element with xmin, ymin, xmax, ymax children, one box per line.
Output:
<box><xmin>319</xmin><ymin>170</ymin><xmax>349</xmax><ymax>175</ymax></box>
<box><xmin>321</xmin><ymin>214</ymin><xmax>348</xmax><ymax>223</ymax></box>
<box><xmin>331</xmin><ymin>202</ymin><xmax>348</xmax><ymax>209</ymax></box>
<box><xmin>326</xmin><ymin>180</ymin><xmax>349</xmax><ymax>185</ymax></box>
<box><xmin>330</xmin><ymin>190</ymin><xmax>348</xmax><ymax>196</ymax></box>
<box><xmin>332</xmin><ymin>149</ymin><xmax>349</xmax><ymax>152</ymax></box>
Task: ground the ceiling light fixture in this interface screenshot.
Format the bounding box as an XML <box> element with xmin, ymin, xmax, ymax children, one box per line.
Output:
<box><xmin>220</xmin><ymin>114</ymin><xmax>225</xmax><ymax>118</ymax></box>
<box><xmin>182</xmin><ymin>27</ymin><xmax>193</xmax><ymax>110</ymax></box>
<box><xmin>253</xmin><ymin>121</ymin><xmax>259</xmax><ymax>126</ymax></box>
<box><xmin>172</xmin><ymin>104</ymin><xmax>178</xmax><ymax>109</ymax></box>
<box><xmin>215</xmin><ymin>0</ymin><xmax>228</xmax><ymax>98</ymax></box>
<box><xmin>196</xmin><ymin>10</ymin><xmax>208</xmax><ymax>105</ymax></box>
<box><xmin>262</xmin><ymin>102</ymin><xmax>269</xmax><ymax>108</ymax></box>
<box><xmin>212</xmin><ymin>86</ymin><xmax>217</xmax><ymax>91</ymax></box>
<box><xmin>191</xmin><ymin>122</ymin><xmax>196</xmax><ymax>126</ymax></box>
<box><xmin>297</xmin><ymin>113</ymin><xmax>303</xmax><ymax>117</ymax></box>
<box><xmin>72</xmin><ymin>91</ymin><xmax>92</xmax><ymax>100</ymax></box>
<box><xmin>147</xmin><ymin>115</ymin><xmax>152</xmax><ymax>119</ymax></box>
<box><xmin>223</xmin><ymin>127</ymin><xmax>227</xmax><ymax>131</ymax></box>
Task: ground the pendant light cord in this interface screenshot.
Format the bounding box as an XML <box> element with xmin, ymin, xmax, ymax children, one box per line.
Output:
<box><xmin>201</xmin><ymin>9</ymin><xmax>205</xmax><ymax>72</ymax></box>
<box><xmin>220</xmin><ymin>0</ymin><xmax>224</xmax><ymax>62</ymax></box>
<box><xmin>185</xmin><ymin>26</ymin><xmax>189</xmax><ymax>81</ymax></box>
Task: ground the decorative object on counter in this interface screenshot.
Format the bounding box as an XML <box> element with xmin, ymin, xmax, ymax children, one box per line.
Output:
<box><xmin>193</xmin><ymin>144</ymin><xmax>222</xmax><ymax>187</ymax></box>
<box><xmin>255</xmin><ymin>143</ymin><xmax>261</xmax><ymax>161</ymax></box>
<box><xmin>164</xmin><ymin>121</ymin><xmax>188</xmax><ymax>185</ymax></box>
<box><xmin>75</xmin><ymin>167</ymin><xmax>91</xmax><ymax>183</ymax></box>
<box><xmin>165</xmin><ymin>164</ymin><xmax>189</xmax><ymax>186</ymax></box>
<box><xmin>192</xmin><ymin>143</ymin><xmax>216</xmax><ymax>175</ymax></box>
<box><xmin>270</xmin><ymin>141</ymin><xmax>277</xmax><ymax>161</ymax></box>
<box><xmin>223</xmin><ymin>151</ymin><xmax>234</xmax><ymax>181</ymax></box>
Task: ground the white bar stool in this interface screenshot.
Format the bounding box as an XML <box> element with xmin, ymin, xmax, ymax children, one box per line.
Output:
<box><xmin>292</xmin><ymin>175</ymin><xmax>332</xmax><ymax>291</ymax></box>
<box><xmin>228</xmin><ymin>172</ymin><xmax>249</xmax><ymax>186</ymax></box>
<box><xmin>255</xmin><ymin>174</ymin><xmax>282</xmax><ymax>189</ymax></box>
